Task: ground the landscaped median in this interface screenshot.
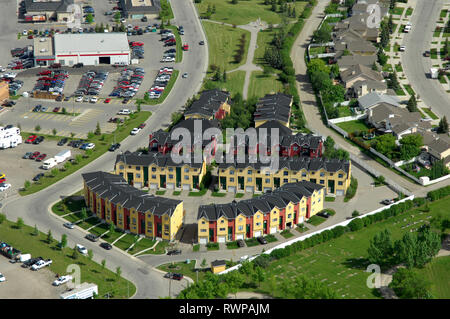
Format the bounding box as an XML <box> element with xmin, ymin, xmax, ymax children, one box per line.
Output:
<box><xmin>51</xmin><ymin>195</ymin><xmax>168</xmax><ymax>256</ymax></box>
<box><xmin>20</xmin><ymin>111</ymin><xmax>152</xmax><ymax>196</ymax></box>
<box><xmin>137</xmin><ymin>70</ymin><xmax>179</xmax><ymax>106</ymax></box>
<box><xmin>0</xmin><ymin>216</ymin><xmax>136</xmax><ymax>299</ymax></box>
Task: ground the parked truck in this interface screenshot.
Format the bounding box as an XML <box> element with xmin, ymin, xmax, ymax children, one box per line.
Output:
<box><xmin>0</xmin><ymin>242</ymin><xmax>21</xmax><ymax>259</ymax></box>
<box><xmin>42</xmin><ymin>158</ymin><xmax>58</xmax><ymax>170</ymax></box>
<box><xmin>54</xmin><ymin>150</ymin><xmax>71</xmax><ymax>163</ymax></box>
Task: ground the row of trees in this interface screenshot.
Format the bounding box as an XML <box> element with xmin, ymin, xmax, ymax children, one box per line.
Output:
<box><xmin>234</xmin><ymin>33</ymin><xmax>247</xmax><ymax>64</ymax></box>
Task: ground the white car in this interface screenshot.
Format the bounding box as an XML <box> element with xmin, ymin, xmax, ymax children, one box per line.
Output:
<box><xmin>90</xmin><ymin>96</ymin><xmax>98</xmax><ymax>103</ymax></box>
<box><xmin>83</xmin><ymin>96</ymin><xmax>90</xmax><ymax>102</ymax></box>
<box><xmin>53</xmin><ymin>275</ymin><xmax>73</xmax><ymax>286</ymax></box>
<box><xmin>0</xmin><ymin>183</ymin><xmax>11</xmax><ymax>192</ymax></box>
<box><xmin>22</xmin><ymin>30</ymin><xmax>28</xmax><ymax>36</ymax></box>
<box><xmin>130</xmin><ymin>127</ymin><xmax>141</xmax><ymax>135</ymax></box>
<box><xmin>117</xmin><ymin>109</ymin><xmax>131</xmax><ymax>115</ymax></box>
<box><xmin>84</xmin><ymin>143</ymin><xmax>95</xmax><ymax>150</ymax></box>
<box><xmin>182</xmin><ymin>72</ymin><xmax>188</xmax><ymax>78</ymax></box>
<box><xmin>3</xmin><ymin>72</ymin><xmax>16</xmax><ymax>78</ymax></box>
<box><xmin>31</xmin><ymin>259</ymin><xmax>52</xmax><ymax>271</ymax></box>
<box><xmin>0</xmin><ymin>273</ymin><xmax>5</xmax><ymax>282</ymax></box>
<box><xmin>399</xmin><ymin>45</ymin><xmax>406</xmax><ymax>52</ymax></box>
<box><xmin>75</xmin><ymin>96</ymin><xmax>83</xmax><ymax>102</ymax></box>
<box><xmin>76</xmin><ymin>244</ymin><xmax>88</xmax><ymax>255</ymax></box>
<box><xmin>121</xmin><ymin>18</ymin><xmax>126</xmax><ymax>23</ymax></box>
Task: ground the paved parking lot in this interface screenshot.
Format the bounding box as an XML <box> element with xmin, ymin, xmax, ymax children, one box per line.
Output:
<box><xmin>0</xmin><ymin>138</ymin><xmax>83</xmax><ymax>194</ymax></box>
<box><xmin>0</xmin><ymin>256</ymin><xmax>65</xmax><ymax>299</ymax></box>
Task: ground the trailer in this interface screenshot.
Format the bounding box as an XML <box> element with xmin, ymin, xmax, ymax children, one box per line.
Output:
<box><xmin>54</xmin><ymin>150</ymin><xmax>71</xmax><ymax>163</ymax></box>
<box><xmin>42</xmin><ymin>158</ymin><xmax>58</xmax><ymax>170</ymax></box>
<box><xmin>60</xmin><ymin>283</ymin><xmax>98</xmax><ymax>299</ymax></box>
<box><xmin>0</xmin><ymin>126</ymin><xmax>22</xmax><ymax>149</ymax></box>
<box><xmin>0</xmin><ymin>242</ymin><xmax>21</xmax><ymax>259</ymax></box>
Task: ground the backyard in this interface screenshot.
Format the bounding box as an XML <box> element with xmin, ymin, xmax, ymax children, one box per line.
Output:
<box><xmin>336</xmin><ymin>120</ymin><xmax>372</xmax><ymax>133</ymax></box>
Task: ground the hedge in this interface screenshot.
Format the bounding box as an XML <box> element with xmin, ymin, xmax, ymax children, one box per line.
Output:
<box><xmin>427</xmin><ymin>186</ymin><xmax>450</xmax><ymax>201</ymax></box>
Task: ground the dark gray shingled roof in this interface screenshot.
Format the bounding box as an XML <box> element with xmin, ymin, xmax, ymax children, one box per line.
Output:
<box><xmin>25</xmin><ymin>0</ymin><xmax>74</xmax><ymax>13</ymax></box>
<box><xmin>116</xmin><ymin>150</ymin><xmax>203</xmax><ymax>168</ymax></box>
<box><xmin>184</xmin><ymin>89</ymin><xmax>230</xmax><ymax>118</ymax></box>
<box><xmin>82</xmin><ymin>171</ymin><xmax>182</xmax><ymax>217</ymax></box>
<box><xmin>254</xmin><ymin>93</ymin><xmax>292</xmax><ymax>124</ymax></box>
<box><xmin>197</xmin><ymin>180</ymin><xmax>324</xmax><ymax>221</ymax></box>
<box><xmin>119</xmin><ymin>0</ymin><xmax>160</xmax><ymax>16</ymax></box>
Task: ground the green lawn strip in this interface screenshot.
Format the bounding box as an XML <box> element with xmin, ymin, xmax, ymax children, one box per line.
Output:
<box><xmin>137</xmin><ymin>70</ymin><xmax>179</xmax><ymax>105</ymax></box>
<box><xmin>212</xmin><ymin>191</ymin><xmax>227</xmax><ymax>197</ymax></box>
<box><xmin>403</xmin><ymin>84</ymin><xmax>415</xmax><ymax>96</ymax></box>
<box><xmin>440</xmin><ymin>9</ymin><xmax>448</xmax><ymax>18</ymax></box>
<box><xmin>433</xmin><ymin>28</ymin><xmax>442</xmax><ymax>38</ymax></box>
<box><xmin>337</xmin><ymin>105</ymin><xmax>352</xmax><ymax>117</ymax></box>
<box><xmin>113</xmin><ymin>233</ymin><xmax>137</xmax><ymax>251</ymax></box>
<box><xmin>246</xmin><ymin>197</ymin><xmax>450</xmax><ymax>299</ymax></box>
<box><xmin>248</xmin><ymin>71</ymin><xmax>284</xmax><ymax>99</ymax></box>
<box><xmin>265</xmin><ymin>234</ymin><xmax>278</xmax><ymax>243</ymax></box>
<box><xmin>395</xmin><ymin>63</ymin><xmax>403</xmax><ymax>72</ymax></box>
<box><xmin>188</xmin><ymin>188</ymin><xmax>208</xmax><ymax>196</ymax></box>
<box><xmin>325</xmin><ymin>196</ymin><xmax>336</xmax><ymax>202</ymax></box>
<box><xmin>203</xmin><ymin>70</ymin><xmax>246</xmax><ymax>96</ymax></box>
<box><xmin>128</xmin><ymin>237</ymin><xmax>157</xmax><ymax>254</ymax></box>
<box><xmin>336</xmin><ymin>120</ymin><xmax>371</xmax><ymax>133</ymax></box>
<box><xmin>430</xmin><ymin>48</ymin><xmax>438</xmax><ymax>59</ymax></box>
<box><xmin>160</xmin><ymin>0</ymin><xmax>174</xmax><ymax>19</ymax></box>
<box><xmin>206</xmin><ymin>242</ymin><xmax>219</xmax><ymax>251</ymax></box>
<box><xmin>295</xmin><ymin>224</ymin><xmax>308</xmax><ymax>233</ymax></box>
<box><xmin>19</xmin><ymin>111</ymin><xmax>152</xmax><ymax>196</ymax></box>
<box><xmin>405</xmin><ymin>7</ymin><xmax>413</xmax><ymax>17</ymax></box>
<box><xmin>172</xmin><ymin>191</ymin><xmax>181</xmax><ymax>195</ymax></box>
<box><xmin>202</xmin><ymin>21</ymin><xmax>250</xmax><ymax>72</ymax></box>
<box><xmin>439</xmin><ymin>75</ymin><xmax>448</xmax><ymax>84</ymax></box>
<box><xmin>76</xmin><ymin>216</ymin><xmax>102</xmax><ymax>230</ymax></box>
<box><xmin>165</xmin><ymin>26</ymin><xmax>183</xmax><ymax>62</ymax></box>
<box><xmin>280</xmin><ymin>229</ymin><xmax>294</xmax><ymax>239</ymax></box>
<box><xmin>0</xmin><ymin>219</ymin><xmax>136</xmax><ymax>298</ymax></box>
<box><xmin>156</xmin><ymin>190</ymin><xmax>166</xmax><ymax>195</ymax></box>
<box><xmin>306</xmin><ymin>215</ymin><xmax>326</xmax><ymax>226</ymax></box>
<box><xmin>389</xmin><ymin>6</ymin><xmax>404</xmax><ymax>16</ymax></box>
<box><xmin>63</xmin><ymin>213</ymin><xmax>82</xmax><ymax>224</ymax></box>
<box><xmin>382</xmin><ymin>64</ymin><xmax>393</xmax><ymax>72</ymax></box>
<box><xmin>89</xmin><ymin>223</ymin><xmax>109</xmax><ymax>237</ymax></box>
<box><xmin>245</xmin><ymin>237</ymin><xmax>260</xmax><ymax>247</ymax></box>
<box><xmin>157</xmin><ymin>260</ymin><xmax>208</xmax><ymax>283</ymax></box>
<box><xmin>395</xmin><ymin>87</ymin><xmax>406</xmax><ymax>96</ymax></box>
<box><xmin>226</xmin><ymin>241</ymin><xmax>240</xmax><ymax>249</ymax></box>
<box><xmin>195</xmin><ymin>0</ymin><xmax>306</xmax><ymax>25</ymax></box>
<box><xmin>235</xmin><ymin>193</ymin><xmax>244</xmax><ymax>198</ymax></box>
<box><xmin>193</xmin><ymin>244</ymin><xmax>200</xmax><ymax>252</ymax></box>
<box><xmin>415</xmin><ymin>256</ymin><xmax>450</xmax><ymax>298</ymax></box>
<box><xmin>100</xmin><ymin>230</ymin><xmax>124</xmax><ymax>244</ymax></box>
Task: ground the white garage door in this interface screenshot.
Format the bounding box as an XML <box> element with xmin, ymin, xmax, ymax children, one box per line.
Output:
<box><xmin>182</xmin><ymin>184</ymin><xmax>190</xmax><ymax>191</ymax></box>
<box><xmin>228</xmin><ymin>186</ymin><xmax>236</xmax><ymax>193</ymax></box>
<box><xmin>218</xmin><ymin>236</ymin><xmax>226</xmax><ymax>243</ymax></box>
<box><xmin>270</xmin><ymin>227</ymin><xmax>277</xmax><ymax>234</ymax></box>
<box><xmin>167</xmin><ymin>183</ymin><xmax>175</xmax><ymax>189</ymax></box>
<box><xmin>336</xmin><ymin>190</ymin><xmax>344</xmax><ymax>196</ymax></box>
<box><xmin>254</xmin><ymin>231</ymin><xmax>261</xmax><ymax>237</ymax></box>
<box><xmin>236</xmin><ymin>234</ymin><xmax>244</xmax><ymax>240</ymax></box>
<box><xmin>299</xmin><ymin>216</ymin><xmax>304</xmax><ymax>224</ymax></box>
<box><xmin>199</xmin><ymin>238</ymin><xmax>207</xmax><ymax>245</ymax></box>
<box><xmin>134</xmin><ymin>182</ymin><xmax>142</xmax><ymax>189</ymax></box>
<box><xmin>246</xmin><ymin>186</ymin><xmax>254</xmax><ymax>193</ymax></box>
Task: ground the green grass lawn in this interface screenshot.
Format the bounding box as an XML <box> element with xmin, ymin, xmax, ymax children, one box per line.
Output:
<box><xmin>202</xmin><ymin>21</ymin><xmax>250</xmax><ymax>72</ymax></box>
<box><xmin>212</xmin><ymin>191</ymin><xmax>227</xmax><ymax>197</ymax></box>
<box><xmin>265</xmin><ymin>234</ymin><xmax>278</xmax><ymax>243</ymax></box>
<box><xmin>173</xmin><ymin>190</ymin><xmax>181</xmax><ymax>195</ymax></box>
<box><xmin>235</xmin><ymin>193</ymin><xmax>245</xmax><ymax>198</ymax></box>
<box><xmin>196</xmin><ymin>0</ymin><xmax>307</xmax><ymax>25</ymax></box>
<box><xmin>0</xmin><ymin>219</ymin><xmax>136</xmax><ymax>298</ymax></box>
<box><xmin>306</xmin><ymin>215</ymin><xmax>326</xmax><ymax>226</ymax></box>
<box><xmin>203</xmin><ymin>70</ymin><xmax>246</xmax><ymax>96</ymax></box>
<box><xmin>280</xmin><ymin>229</ymin><xmax>294</xmax><ymax>239</ymax></box>
<box><xmin>101</xmin><ymin>230</ymin><xmax>124</xmax><ymax>244</ymax></box>
<box><xmin>158</xmin><ymin>261</ymin><xmax>208</xmax><ymax>283</ymax></box>
<box><xmin>336</xmin><ymin>120</ymin><xmax>371</xmax><ymax>133</ymax></box>
<box><xmin>19</xmin><ymin>111</ymin><xmax>152</xmax><ymax>196</ymax></box>
<box><xmin>430</xmin><ymin>48</ymin><xmax>438</xmax><ymax>59</ymax></box>
<box><xmin>89</xmin><ymin>223</ymin><xmax>109</xmax><ymax>237</ymax></box>
<box><xmin>405</xmin><ymin>7</ymin><xmax>413</xmax><ymax>17</ymax></box>
<box><xmin>439</xmin><ymin>75</ymin><xmax>448</xmax><ymax>84</ymax></box>
<box><xmin>440</xmin><ymin>9</ymin><xmax>448</xmax><ymax>18</ymax></box>
<box><xmin>226</xmin><ymin>241</ymin><xmax>240</xmax><ymax>249</ymax></box>
<box><xmin>242</xmin><ymin>196</ymin><xmax>450</xmax><ymax>299</ymax></box>
<box><xmin>245</xmin><ymin>237</ymin><xmax>260</xmax><ymax>247</ymax></box>
<box><xmin>137</xmin><ymin>71</ymin><xmax>179</xmax><ymax>105</ymax></box>
<box><xmin>415</xmin><ymin>256</ymin><xmax>450</xmax><ymax>298</ymax></box>
<box><xmin>395</xmin><ymin>63</ymin><xmax>403</xmax><ymax>72</ymax></box>
<box><xmin>247</xmin><ymin>71</ymin><xmax>284</xmax><ymax>99</ymax></box>
<box><xmin>433</xmin><ymin>28</ymin><xmax>442</xmax><ymax>38</ymax></box>
<box><xmin>128</xmin><ymin>237</ymin><xmax>157</xmax><ymax>254</ymax></box>
<box><xmin>295</xmin><ymin>224</ymin><xmax>308</xmax><ymax>233</ymax></box>
<box><xmin>113</xmin><ymin>233</ymin><xmax>137</xmax><ymax>251</ymax></box>
<box><xmin>254</xmin><ymin>27</ymin><xmax>277</xmax><ymax>65</ymax></box>
<box><xmin>188</xmin><ymin>188</ymin><xmax>208</xmax><ymax>196</ymax></box>
<box><xmin>382</xmin><ymin>64</ymin><xmax>393</xmax><ymax>72</ymax></box>
<box><xmin>309</xmin><ymin>46</ymin><xmax>326</xmax><ymax>56</ymax></box>
<box><xmin>403</xmin><ymin>84</ymin><xmax>415</xmax><ymax>96</ymax></box>
<box><xmin>206</xmin><ymin>242</ymin><xmax>220</xmax><ymax>251</ymax></box>
<box><xmin>325</xmin><ymin>197</ymin><xmax>336</xmax><ymax>202</ymax></box>
<box><xmin>156</xmin><ymin>190</ymin><xmax>166</xmax><ymax>195</ymax></box>
<box><xmin>193</xmin><ymin>244</ymin><xmax>200</xmax><ymax>252</ymax></box>
<box><xmin>390</xmin><ymin>6</ymin><xmax>404</xmax><ymax>16</ymax></box>
<box><xmin>395</xmin><ymin>87</ymin><xmax>406</xmax><ymax>96</ymax></box>
<box><xmin>336</xmin><ymin>105</ymin><xmax>352</xmax><ymax>117</ymax></box>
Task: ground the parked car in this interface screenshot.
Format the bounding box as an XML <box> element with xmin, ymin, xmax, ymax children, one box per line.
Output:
<box><xmin>118</xmin><ymin>109</ymin><xmax>131</xmax><ymax>115</ymax></box>
<box><xmin>100</xmin><ymin>242</ymin><xmax>112</xmax><ymax>250</ymax></box>
<box><xmin>317</xmin><ymin>211</ymin><xmax>330</xmax><ymax>218</ymax></box>
<box><xmin>22</xmin><ymin>257</ymin><xmax>43</xmax><ymax>268</ymax></box>
<box><xmin>382</xmin><ymin>199</ymin><xmax>395</xmax><ymax>205</ymax></box>
<box><xmin>257</xmin><ymin>236</ymin><xmax>267</xmax><ymax>245</ymax></box>
<box><xmin>36</xmin><ymin>153</ymin><xmax>47</xmax><ymax>162</ymax></box>
<box><xmin>0</xmin><ymin>273</ymin><xmax>5</xmax><ymax>282</ymax></box>
<box><xmin>166</xmin><ymin>249</ymin><xmax>182</xmax><ymax>255</ymax></box>
<box><xmin>85</xmin><ymin>234</ymin><xmax>99</xmax><ymax>242</ymax></box>
<box><xmin>237</xmin><ymin>239</ymin><xmax>245</xmax><ymax>248</ymax></box>
<box><xmin>0</xmin><ymin>183</ymin><xmax>11</xmax><ymax>192</ymax></box>
<box><xmin>63</xmin><ymin>222</ymin><xmax>74</xmax><ymax>229</ymax></box>
<box><xmin>182</xmin><ymin>72</ymin><xmax>188</xmax><ymax>78</ymax></box>
<box><xmin>53</xmin><ymin>107</ymin><xmax>60</xmax><ymax>112</ymax></box>
<box><xmin>30</xmin><ymin>151</ymin><xmax>40</xmax><ymax>159</ymax></box>
<box><xmin>164</xmin><ymin>272</ymin><xmax>184</xmax><ymax>280</ymax></box>
<box><xmin>104</xmin><ymin>98</ymin><xmax>111</xmax><ymax>103</ymax></box>
<box><xmin>399</xmin><ymin>45</ymin><xmax>406</xmax><ymax>52</ymax></box>
<box><xmin>25</xmin><ymin>135</ymin><xmax>37</xmax><ymax>143</ymax></box>
<box><xmin>33</xmin><ymin>136</ymin><xmax>45</xmax><ymax>144</ymax></box>
<box><xmin>57</xmin><ymin>138</ymin><xmax>68</xmax><ymax>146</ymax></box>
<box><xmin>53</xmin><ymin>275</ymin><xmax>73</xmax><ymax>286</ymax></box>
<box><xmin>32</xmin><ymin>173</ymin><xmax>44</xmax><ymax>181</ymax></box>
<box><xmin>31</xmin><ymin>259</ymin><xmax>52</xmax><ymax>270</ymax></box>
<box><xmin>23</xmin><ymin>152</ymin><xmax>33</xmax><ymax>159</ymax></box>
<box><xmin>108</xmin><ymin>143</ymin><xmax>121</xmax><ymax>151</ymax></box>
<box><xmin>76</xmin><ymin>244</ymin><xmax>88</xmax><ymax>255</ymax></box>
<box><xmin>138</xmin><ymin>123</ymin><xmax>146</xmax><ymax>129</ymax></box>
<box><xmin>199</xmin><ymin>40</ymin><xmax>204</xmax><ymax>45</ymax></box>
<box><xmin>130</xmin><ymin>127</ymin><xmax>141</xmax><ymax>135</ymax></box>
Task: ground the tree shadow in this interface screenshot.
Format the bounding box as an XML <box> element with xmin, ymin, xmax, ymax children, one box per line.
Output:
<box><xmin>341</xmin><ymin>257</ymin><xmax>371</xmax><ymax>270</ymax></box>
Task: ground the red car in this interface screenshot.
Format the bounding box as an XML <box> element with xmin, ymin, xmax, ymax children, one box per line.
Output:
<box><xmin>30</xmin><ymin>151</ymin><xmax>40</xmax><ymax>159</ymax></box>
<box><xmin>138</xmin><ymin>123</ymin><xmax>146</xmax><ymax>129</ymax></box>
<box><xmin>53</xmin><ymin>107</ymin><xmax>60</xmax><ymax>112</ymax></box>
<box><xmin>25</xmin><ymin>135</ymin><xmax>37</xmax><ymax>144</ymax></box>
<box><xmin>36</xmin><ymin>153</ymin><xmax>47</xmax><ymax>161</ymax></box>
<box><xmin>38</xmin><ymin>70</ymin><xmax>52</xmax><ymax>76</ymax></box>
<box><xmin>27</xmin><ymin>35</ymin><xmax>33</xmax><ymax>39</ymax></box>
<box><xmin>130</xmin><ymin>41</ymin><xmax>144</xmax><ymax>47</ymax></box>
<box><xmin>104</xmin><ymin>98</ymin><xmax>111</xmax><ymax>103</ymax></box>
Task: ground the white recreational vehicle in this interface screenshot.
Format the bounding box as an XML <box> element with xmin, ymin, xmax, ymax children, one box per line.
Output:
<box><xmin>0</xmin><ymin>126</ymin><xmax>22</xmax><ymax>149</ymax></box>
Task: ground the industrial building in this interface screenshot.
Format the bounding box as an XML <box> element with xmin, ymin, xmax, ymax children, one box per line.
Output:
<box><xmin>34</xmin><ymin>33</ymin><xmax>131</xmax><ymax>67</ymax></box>
<box><xmin>23</xmin><ymin>0</ymin><xmax>74</xmax><ymax>22</ymax></box>
<box><xmin>119</xmin><ymin>0</ymin><xmax>160</xmax><ymax>20</ymax></box>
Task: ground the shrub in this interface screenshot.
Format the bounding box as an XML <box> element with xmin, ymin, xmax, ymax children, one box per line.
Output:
<box><xmin>332</xmin><ymin>225</ymin><xmax>346</xmax><ymax>238</ymax></box>
<box><xmin>348</xmin><ymin>218</ymin><xmax>364</xmax><ymax>231</ymax></box>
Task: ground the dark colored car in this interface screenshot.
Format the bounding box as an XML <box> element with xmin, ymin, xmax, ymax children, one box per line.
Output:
<box><xmin>21</xmin><ymin>257</ymin><xmax>43</xmax><ymax>268</ymax></box>
<box><xmin>100</xmin><ymin>242</ymin><xmax>112</xmax><ymax>250</ymax></box>
<box><xmin>32</xmin><ymin>136</ymin><xmax>44</xmax><ymax>144</ymax></box>
<box><xmin>85</xmin><ymin>234</ymin><xmax>99</xmax><ymax>242</ymax></box>
<box><xmin>23</xmin><ymin>152</ymin><xmax>33</xmax><ymax>159</ymax></box>
<box><xmin>199</xmin><ymin>40</ymin><xmax>205</xmax><ymax>45</ymax></box>
<box><xmin>55</xmin><ymin>95</ymin><xmax>63</xmax><ymax>102</ymax></box>
<box><xmin>257</xmin><ymin>236</ymin><xmax>267</xmax><ymax>245</ymax></box>
<box><xmin>138</xmin><ymin>123</ymin><xmax>146</xmax><ymax>129</ymax></box>
<box><xmin>122</xmin><ymin>98</ymin><xmax>130</xmax><ymax>104</ymax></box>
<box><xmin>317</xmin><ymin>212</ymin><xmax>330</xmax><ymax>219</ymax></box>
<box><xmin>57</xmin><ymin>138</ymin><xmax>68</xmax><ymax>146</ymax></box>
<box><xmin>32</xmin><ymin>105</ymin><xmax>42</xmax><ymax>112</ymax></box>
<box><xmin>108</xmin><ymin>143</ymin><xmax>121</xmax><ymax>151</ymax></box>
<box><xmin>73</xmin><ymin>62</ymin><xmax>84</xmax><ymax>68</ymax></box>
<box><xmin>64</xmin><ymin>96</ymin><xmax>71</xmax><ymax>101</ymax></box>
<box><xmin>166</xmin><ymin>249</ymin><xmax>182</xmax><ymax>255</ymax></box>
<box><xmin>32</xmin><ymin>173</ymin><xmax>45</xmax><ymax>181</ymax></box>
<box><xmin>237</xmin><ymin>239</ymin><xmax>245</xmax><ymax>248</ymax></box>
<box><xmin>164</xmin><ymin>272</ymin><xmax>184</xmax><ymax>280</ymax></box>
<box><xmin>53</xmin><ymin>107</ymin><xmax>60</xmax><ymax>112</ymax></box>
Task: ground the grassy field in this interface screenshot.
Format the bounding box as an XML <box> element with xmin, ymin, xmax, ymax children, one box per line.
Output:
<box><xmin>0</xmin><ymin>219</ymin><xmax>136</xmax><ymax>298</ymax></box>
<box><xmin>203</xmin><ymin>21</ymin><xmax>250</xmax><ymax>72</ymax></box>
<box><xmin>247</xmin><ymin>71</ymin><xmax>284</xmax><ymax>99</ymax></box>
<box><xmin>203</xmin><ymin>70</ymin><xmax>246</xmax><ymax>96</ymax></box>
<box><xmin>195</xmin><ymin>0</ymin><xmax>307</xmax><ymax>25</ymax></box>
<box><xmin>19</xmin><ymin>111</ymin><xmax>151</xmax><ymax>195</ymax></box>
<box><xmin>254</xmin><ymin>27</ymin><xmax>277</xmax><ymax>65</ymax></box>
<box><xmin>240</xmin><ymin>196</ymin><xmax>450</xmax><ymax>299</ymax></box>
<box><xmin>415</xmin><ymin>256</ymin><xmax>450</xmax><ymax>298</ymax></box>
<box><xmin>336</xmin><ymin>120</ymin><xmax>371</xmax><ymax>133</ymax></box>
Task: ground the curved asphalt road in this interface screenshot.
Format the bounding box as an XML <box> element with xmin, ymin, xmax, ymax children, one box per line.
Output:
<box><xmin>401</xmin><ymin>0</ymin><xmax>450</xmax><ymax>118</ymax></box>
<box><xmin>1</xmin><ymin>0</ymin><xmax>208</xmax><ymax>299</ymax></box>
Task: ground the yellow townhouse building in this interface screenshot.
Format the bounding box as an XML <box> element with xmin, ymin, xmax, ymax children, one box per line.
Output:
<box><xmin>82</xmin><ymin>171</ymin><xmax>184</xmax><ymax>241</ymax></box>
<box><xmin>114</xmin><ymin>151</ymin><xmax>207</xmax><ymax>191</ymax></box>
<box><xmin>197</xmin><ymin>181</ymin><xmax>324</xmax><ymax>243</ymax></box>
<box><xmin>217</xmin><ymin>156</ymin><xmax>351</xmax><ymax>196</ymax></box>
